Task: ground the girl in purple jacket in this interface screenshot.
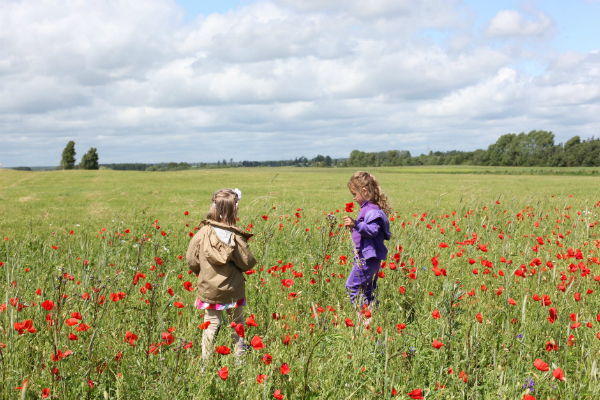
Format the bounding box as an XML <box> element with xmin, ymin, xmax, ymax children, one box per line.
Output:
<box><xmin>343</xmin><ymin>172</ymin><xmax>392</xmax><ymax>323</ymax></box>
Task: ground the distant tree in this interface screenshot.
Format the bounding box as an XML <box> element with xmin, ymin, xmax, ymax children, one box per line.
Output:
<box><xmin>60</xmin><ymin>141</ymin><xmax>76</xmax><ymax>170</ymax></box>
<box><xmin>79</xmin><ymin>147</ymin><xmax>99</xmax><ymax>170</ymax></box>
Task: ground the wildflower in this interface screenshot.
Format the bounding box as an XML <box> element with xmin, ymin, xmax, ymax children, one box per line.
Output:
<box><xmin>432</xmin><ymin>309</ymin><xmax>440</xmax><ymax>319</ymax></box>
<box><xmin>257</xmin><ymin>374</ymin><xmax>267</xmax><ymax>383</ymax></box>
<box><xmin>552</xmin><ymin>367</ymin><xmax>566</xmax><ymax>381</ymax></box>
<box><xmin>262</xmin><ymin>353</ymin><xmax>273</xmax><ymax>365</ymax></box>
<box><xmin>407</xmin><ymin>388</ymin><xmax>424</xmax><ymax>399</ymax></box>
<box><xmin>251</xmin><ymin>335</ymin><xmax>265</xmax><ymax>350</ymax></box>
<box><xmin>215</xmin><ymin>346</ymin><xmax>231</xmax><ymax>355</ymax></box>
<box><xmin>218</xmin><ymin>366</ymin><xmax>228</xmax><ymax>381</ymax></box>
<box><xmin>533</xmin><ymin>359</ymin><xmax>549</xmax><ymax>371</ymax></box>
<box><xmin>273</xmin><ymin>389</ymin><xmax>284</xmax><ymax>400</ymax></box>
<box><xmin>280</xmin><ymin>363</ymin><xmax>290</xmax><ymax>375</ymax></box>
<box><xmin>432</xmin><ymin>339</ymin><xmax>445</xmax><ymax>349</ymax></box>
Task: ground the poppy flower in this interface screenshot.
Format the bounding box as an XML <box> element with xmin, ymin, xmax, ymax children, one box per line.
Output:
<box><xmin>345</xmin><ymin>203</ymin><xmax>354</xmax><ymax>212</ymax></box>
<box><xmin>476</xmin><ymin>313</ymin><xmax>482</xmax><ymax>323</ymax></box>
<box><xmin>282</xmin><ymin>279</ymin><xmax>294</xmax><ymax>288</ymax></box>
<box><xmin>256</xmin><ymin>374</ymin><xmax>267</xmax><ymax>383</ymax></box>
<box><xmin>508</xmin><ymin>298</ymin><xmax>517</xmax><ymax>306</ymax></box>
<box><xmin>246</xmin><ymin>317</ymin><xmax>258</xmax><ymax>327</ymax></box>
<box><xmin>523</xmin><ymin>395</ymin><xmax>536</xmax><ymax>400</ymax></box>
<box><xmin>198</xmin><ymin>321</ymin><xmax>211</xmax><ymax>330</ymax></box>
<box><xmin>65</xmin><ymin>318</ymin><xmax>79</xmax><ymax>326</ymax></box>
<box><xmin>439</xmin><ymin>242</ymin><xmax>448</xmax><ymax>248</ymax></box>
<box><xmin>534</xmin><ymin>358</ymin><xmax>549</xmax><ymax>371</ymax></box>
<box><xmin>218</xmin><ymin>366</ymin><xmax>228</xmax><ymax>381</ymax></box>
<box><xmin>42</xmin><ymin>388</ymin><xmax>50</xmax><ymax>398</ymax></box>
<box><xmin>548</xmin><ymin>307</ymin><xmax>557</xmax><ymax>323</ymax></box>
<box><xmin>41</xmin><ymin>300</ymin><xmax>55</xmax><ymax>311</ymax></box>
<box><xmin>280</xmin><ymin>363</ymin><xmax>290</xmax><ymax>375</ymax></box>
<box><xmin>273</xmin><ymin>389</ymin><xmax>284</xmax><ymax>400</ymax></box>
<box><xmin>215</xmin><ymin>346</ymin><xmax>231</xmax><ymax>355</ymax></box>
<box><xmin>552</xmin><ymin>367</ymin><xmax>566</xmax><ymax>381</ymax></box>
<box><xmin>183</xmin><ymin>281</ymin><xmax>193</xmax><ymax>292</ymax></box>
<box><xmin>69</xmin><ymin>333</ymin><xmax>78</xmax><ymax>340</ymax></box>
<box><xmin>262</xmin><ymin>353</ymin><xmax>273</xmax><ymax>365</ymax></box>
<box><xmin>432</xmin><ymin>309</ymin><xmax>440</xmax><ymax>319</ymax></box>
<box><xmin>432</xmin><ymin>339</ymin><xmax>445</xmax><ymax>349</ymax></box>
<box><xmin>262</xmin><ymin>215</ymin><xmax>269</xmax><ymax>221</ymax></box>
<box><xmin>407</xmin><ymin>388</ymin><xmax>424</xmax><ymax>399</ymax></box>
<box><xmin>345</xmin><ymin>318</ymin><xmax>354</xmax><ymax>327</ymax></box>
<box><xmin>235</xmin><ymin>323</ymin><xmax>245</xmax><ymax>338</ymax></box>
<box><xmin>251</xmin><ymin>335</ymin><xmax>265</xmax><ymax>350</ymax></box>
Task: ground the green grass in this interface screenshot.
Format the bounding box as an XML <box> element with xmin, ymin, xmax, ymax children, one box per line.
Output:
<box><xmin>1</xmin><ymin>167</ymin><xmax>600</xmax><ymax>399</ymax></box>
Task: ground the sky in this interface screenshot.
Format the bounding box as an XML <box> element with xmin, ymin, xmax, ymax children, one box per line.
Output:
<box><xmin>1</xmin><ymin>0</ymin><xmax>599</xmax><ymax>167</ymax></box>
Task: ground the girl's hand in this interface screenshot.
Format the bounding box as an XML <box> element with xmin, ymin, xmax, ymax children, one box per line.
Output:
<box><xmin>343</xmin><ymin>216</ymin><xmax>355</xmax><ymax>229</ymax></box>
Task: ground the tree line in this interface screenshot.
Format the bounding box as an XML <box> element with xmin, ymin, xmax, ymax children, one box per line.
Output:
<box><xmin>342</xmin><ymin>131</ymin><xmax>600</xmax><ymax>167</ymax></box>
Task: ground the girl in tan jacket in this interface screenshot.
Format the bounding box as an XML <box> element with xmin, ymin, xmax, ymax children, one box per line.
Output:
<box><xmin>186</xmin><ymin>188</ymin><xmax>257</xmax><ymax>361</ymax></box>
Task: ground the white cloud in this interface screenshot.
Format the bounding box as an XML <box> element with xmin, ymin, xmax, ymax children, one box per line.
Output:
<box><xmin>485</xmin><ymin>10</ymin><xmax>555</xmax><ymax>38</ymax></box>
<box><xmin>0</xmin><ymin>0</ymin><xmax>599</xmax><ymax>167</ymax></box>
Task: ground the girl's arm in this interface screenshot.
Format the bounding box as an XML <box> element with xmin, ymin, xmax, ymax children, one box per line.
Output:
<box><xmin>186</xmin><ymin>235</ymin><xmax>201</xmax><ymax>275</ymax></box>
<box><xmin>354</xmin><ymin>219</ymin><xmax>381</xmax><ymax>238</ymax></box>
<box><xmin>230</xmin><ymin>234</ymin><xmax>258</xmax><ymax>272</ymax></box>
<box><xmin>354</xmin><ymin>210</ymin><xmax>385</xmax><ymax>238</ymax></box>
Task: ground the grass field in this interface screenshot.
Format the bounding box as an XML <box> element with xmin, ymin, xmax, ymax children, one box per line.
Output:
<box><xmin>1</xmin><ymin>167</ymin><xmax>600</xmax><ymax>399</ymax></box>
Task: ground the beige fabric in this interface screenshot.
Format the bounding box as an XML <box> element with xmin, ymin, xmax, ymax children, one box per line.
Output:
<box><xmin>201</xmin><ymin>307</ymin><xmax>245</xmax><ymax>361</ymax></box>
<box><xmin>186</xmin><ymin>220</ymin><xmax>257</xmax><ymax>303</ymax></box>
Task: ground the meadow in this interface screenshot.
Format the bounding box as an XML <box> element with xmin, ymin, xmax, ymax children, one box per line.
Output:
<box><xmin>1</xmin><ymin>167</ymin><xmax>600</xmax><ymax>399</ymax></box>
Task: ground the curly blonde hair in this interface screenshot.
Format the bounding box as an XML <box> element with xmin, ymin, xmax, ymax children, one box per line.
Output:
<box><xmin>206</xmin><ymin>189</ymin><xmax>239</xmax><ymax>226</ymax></box>
<box><xmin>348</xmin><ymin>171</ymin><xmax>392</xmax><ymax>216</ymax></box>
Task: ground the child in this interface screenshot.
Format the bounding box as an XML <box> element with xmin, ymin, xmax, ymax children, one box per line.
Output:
<box><xmin>342</xmin><ymin>172</ymin><xmax>391</xmax><ymax>323</ymax></box>
<box><xmin>186</xmin><ymin>188</ymin><xmax>257</xmax><ymax>361</ymax></box>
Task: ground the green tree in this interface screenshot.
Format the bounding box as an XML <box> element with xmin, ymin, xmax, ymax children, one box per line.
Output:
<box><xmin>79</xmin><ymin>147</ymin><xmax>99</xmax><ymax>170</ymax></box>
<box><xmin>60</xmin><ymin>141</ymin><xmax>76</xmax><ymax>170</ymax></box>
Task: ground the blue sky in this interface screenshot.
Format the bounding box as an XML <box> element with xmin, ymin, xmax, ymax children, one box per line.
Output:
<box><xmin>1</xmin><ymin>0</ymin><xmax>599</xmax><ymax>167</ymax></box>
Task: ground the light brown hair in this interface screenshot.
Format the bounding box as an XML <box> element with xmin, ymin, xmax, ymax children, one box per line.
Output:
<box><xmin>348</xmin><ymin>171</ymin><xmax>392</xmax><ymax>216</ymax></box>
<box><xmin>206</xmin><ymin>189</ymin><xmax>239</xmax><ymax>226</ymax></box>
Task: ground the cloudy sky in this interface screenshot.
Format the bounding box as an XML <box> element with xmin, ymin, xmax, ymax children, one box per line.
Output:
<box><xmin>1</xmin><ymin>0</ymin><xmax>599</xmax><ymax>167</ymax></box>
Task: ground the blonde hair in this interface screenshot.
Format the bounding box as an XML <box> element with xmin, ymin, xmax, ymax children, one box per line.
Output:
<box><xmin>348</xmin><ymin>171</ymin><xmax>392</xmax><ymax>216</ymax></box>
<box><xmin>206</xmin><ymin>189</ymin><xmax>239</xmax><ymax>226</ymax></box>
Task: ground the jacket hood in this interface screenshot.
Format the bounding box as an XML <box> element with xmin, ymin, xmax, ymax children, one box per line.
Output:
<box><xmin>198</xmin><ymin>220</ymin><xmax>253</xmax><ymax>239</ymax></box>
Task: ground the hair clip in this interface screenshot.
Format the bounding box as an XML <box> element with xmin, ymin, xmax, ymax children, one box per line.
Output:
<box><xmin>233</xmin><ymin>188</ymin><xmax>242</xmax><ymax>200</ymax></box>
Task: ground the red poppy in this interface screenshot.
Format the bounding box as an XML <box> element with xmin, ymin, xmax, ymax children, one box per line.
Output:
<box><xmin>407</xmin><ymin>389</ymin><xmax>424</xmax><ymax>399</ymax></box>
<box><xmin>280</xmin><ymin>363</ymin><xmax>290</xmax><ymax>374</ymax></box>
<box><xmin>508</xmin><ymin>298</ymin><xmax>517</xmax><ymax>306</ymax></box>
<box><xmin>345</xmin><ymin>318</ymin><xmax>354</xmax><ymax>327</ymax></box>
<box><xmin>235</xmin><ymin>323</ymin><xmax>245</xmax><ymax>338</ymax></box>
<box><xmin>69</xmin><ymin>333</ymin><xmax>78</xmax><ymax>340</ymax></box>
<box><xmin>42</xmin><ymin>388</ymin><xmax>50</xmax><ymax>398</ymax></box>
<box><xmin>345</xmin><ymin>203</ymin><xmax>354</xmax><ymax>213</ymax></box>
<box><xmin>251</xmin><ymin>335</ymin><xmax>265</xmax><ymax>350</ymax></box>
<box><xmin>218</xmin><ymin>366</ymin><xmax>228</xmax><ymax>381</ymax></box>
<box><xmin>534</xmin><ymin>358</ymin><xmax>549</xmax><ymax>371</ymax></box>
<box><xmin>432</xmin><ymin>309</ymin><xmax>440</xmax><ymax>319</ymax></box>
<box><xmin>273</xmin><ymin>389</ymin><xmax>284</xmax><ymax>400</ymax></box>
<box><xmin>246</xmin><ymin>317</ymin><xmax>258</xmax><ymax>327</ymax></box>
<box><xmin>256</xmin><ymin>374</ymin><xmax>267</xmax><ymax>383</ymax></box>
<box><xmin>65</xmin><ymin>318</ymin><xmax>79</xmax><ymax>326</ymax></box>
<box><xmin>476</xmin><ymin>313</ymin><xmax>482</xmax><ymax>323</ymax></box>
<box><xmin>552</xmin><ymin>367</ymin><xmax>566</xmax><ymax>381</ymax></box>
<box><xmin>548</xmin><ymin>307</ymin><xmax>557</xmax><ymax>323</ymax></box>
<box><xmin>282</xmin><ymin>279</ymin><xmax>294</xmax><ymax>288</ymax></box>
<box><xmin>215</xmin><ymin>346</ymin><xmax>231</xmax><ymax>355</ymax></box>
<box><xmin>262</xmin><ymin>215</ymin><xmax>269</xmax><ymax>221</ymax></box>
<box><xmin>432</xmin><ymin>339</ymin><xmax>445</xmax><ymax>349</ymax></box>
<box><xmin>41</xmin><ymin>300</ymin><xmax>55</xmax><ymax>311</ymax></box>
<box><xmin>262</xmin><ymin>353</ymin><xmax>273</xmax><ymax>365</ymax></box>
<box><xmin>174</xmin><ymin>302</ymin><xmax>184</xmax><ymax>308</ymax></box>
<box><xmin>183</xmin><ymin>281</ymin><xmax>193</xmax><ymax>291</ymax></box>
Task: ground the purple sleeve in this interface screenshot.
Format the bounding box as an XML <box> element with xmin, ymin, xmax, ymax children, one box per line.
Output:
<box><xmin>354</xmin><ymin>219</ymin><xmax>380</xmax><ymax>238</ymax></box>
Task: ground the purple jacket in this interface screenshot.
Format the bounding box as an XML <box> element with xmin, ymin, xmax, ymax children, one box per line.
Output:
<box><xmin>352</xmin><ymin>201</ymin><xmax>391</xmax><ymax>260</ymax></box>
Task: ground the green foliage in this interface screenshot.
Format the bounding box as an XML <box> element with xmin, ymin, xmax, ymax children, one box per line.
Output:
<box><xmin>347</xmin><ymin>131</ymin><xmax>600</xmax><ymax>168</ymax></box>
<box><xmin>60</xmin><ymin>141</ymin><xmax>76</xmax><ymax>170</ymax></box>
<box><xmin>79</xmin><ymin>147</ymin><xmax>99</xmax><ymax>170</ymax></box>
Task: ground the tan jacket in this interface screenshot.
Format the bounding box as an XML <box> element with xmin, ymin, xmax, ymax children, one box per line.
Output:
<box><xmin>186</xmin><ymin>220</ymin><xmax>257</xmax><ymax>304</ymax></box>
